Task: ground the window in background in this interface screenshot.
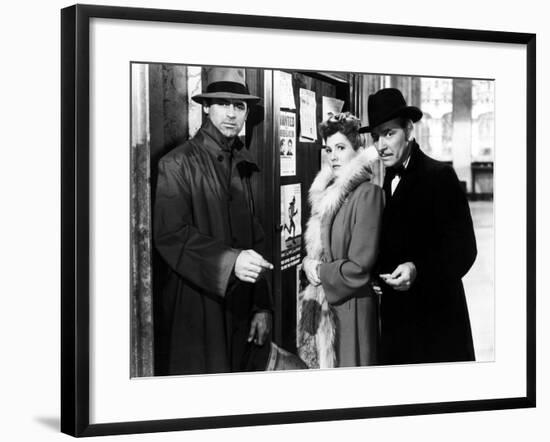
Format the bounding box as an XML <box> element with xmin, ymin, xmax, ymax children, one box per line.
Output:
<box><xmin>419</xmin><ymin>78</ymin><xmax>453</xmax><ymax>162</ymax></box>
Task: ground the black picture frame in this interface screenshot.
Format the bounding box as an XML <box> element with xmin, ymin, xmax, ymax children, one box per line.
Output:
<box><xmin>61</xmin><ymin>4</ymin><xmax>536</xmax><ymax>437</ymax></box>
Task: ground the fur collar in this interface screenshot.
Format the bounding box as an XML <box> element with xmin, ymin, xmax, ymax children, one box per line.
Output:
<box><xmin>310</xmin><ymin>149</ymin><xmax>375</xmax><ymax>219</ymax></box>
<box><xmin>305</xmin><ymin>149</ymin><xmax>375</xmax><ymax>260</ymax></box>
<box><xmin>299</xmin><ymin>149</ymin><xmax>377</xmax><ymax>369</ymax></box>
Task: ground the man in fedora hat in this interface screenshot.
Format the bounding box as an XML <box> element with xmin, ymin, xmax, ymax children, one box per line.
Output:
<box><xmin>360</xmin><ymin>88</ymin><xmax>477</xmax><ymax>365</ymax></box>
<box><xmin>154</xmin><ymin>67</ymin><xmax>275</xmax><ymax>375</ymax></box>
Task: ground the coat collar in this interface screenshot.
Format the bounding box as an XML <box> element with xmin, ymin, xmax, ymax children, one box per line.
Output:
<box><xmin>196</xmin><ymin>118</ymin><xmax>258</xmax><ymax>169</ymax></box>
<box><xmin>384</xmin><ymin>139</ymin><xmax>424</xmax><ymax>202</ymax></box>
<box><xmin>383</xmin><ymin>140</ymin><xmax>420</xmax><ymax>181</ymax></box>
<box><xmin>309</xmin><ymin>149</ymin><xmax>375</xmax><ymax>220</ymax></box>
<box><xmin>405</xmin><ymin>139</ymin><xmax>424</xmax><ymax>175</ymax></box>
<box><xmin>200</xmin><ymin>117</ymin><xmax>245</xmax><ymax>152</ymax></box>
<box><xmin>304</xmin><ymin>149</ymin><xmax>376</xmax><ymax>262</ymax></box>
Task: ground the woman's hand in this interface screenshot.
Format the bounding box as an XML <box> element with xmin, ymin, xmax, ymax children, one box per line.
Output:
<box><xmin>303</xmin><ymin>257</ymin><xmax>322</xmax><ymax>286</ymax></box>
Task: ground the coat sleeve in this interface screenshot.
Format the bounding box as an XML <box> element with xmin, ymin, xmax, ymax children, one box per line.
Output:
<box><xmin>154</xmin><ymin>155</ymin><xmax>240</xmax><ymax>297</ymax></box>
<box><xmin>251</xmin><ymin>215</ymin><xmax>273</xmax><ymax>313</ymax></box>
<box><xmin>319</xmin><ymin>184</ymin><xmax>384</xmax><ymax>305</ymax></box>
<box><xmin>251</xmin><ymin>275</ymin><xmax>273</xmax><ymax>313</ymax></box>
<box><xmin>414</xmin><ymin>165</ymin><xmax>477</xmax><ymax>283</ymax></box>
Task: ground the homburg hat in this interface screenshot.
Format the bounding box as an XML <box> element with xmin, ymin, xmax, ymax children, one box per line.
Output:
<box><xmin>192</xmin><ymin>67</ymin><xmax>260</xmax><ymax>104</ymax></box>
<box><xmin>359</xmin><ymin>88</ymin><xmax>423</xmax><ymax>133</ymax></box>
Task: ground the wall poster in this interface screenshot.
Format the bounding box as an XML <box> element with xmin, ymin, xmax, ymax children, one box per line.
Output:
<box><xmin>280</xmin><ymin>183</ymin><xmax>302</xmax><ymax>270</ymax></box>
<box><xmin>280</xmin><ymin>111</ymin><xmax>297</xmax><ymax>176</ymax></box>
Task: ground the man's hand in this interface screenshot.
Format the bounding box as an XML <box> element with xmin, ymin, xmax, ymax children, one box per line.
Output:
<box><xmin>379</xmin><ymin>262</ymin><xmax>417</xmax><ymax>291</ymax></box>
<box><xmin>370</xmin><ymin>280</ymin><xmax>383</xmax><ymax>296</ymax></box>
<box><xmin>303</xmin><ymin>257</ymin><xmax>321</xmax><ymax>286</ymax></box>
<box><xmin>234</xmin><ymin>250</ymin><xmax>273</xmax><ymax>283</ymax></box>
<box><xmin>247</xmin><ymin>311</ymin><xmax>272</xmax><ymax>345</ymax></box>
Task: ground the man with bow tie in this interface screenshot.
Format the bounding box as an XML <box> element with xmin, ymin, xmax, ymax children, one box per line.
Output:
<box><xmin>360</xmin><ymin>88</ymin><xmax>477</xmax><ymax>365</ymax></box>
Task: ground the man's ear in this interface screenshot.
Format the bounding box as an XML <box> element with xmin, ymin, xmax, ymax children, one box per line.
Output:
<box><xmin>203</xmin><ymin>105</ymin><xmax>210</xmax><ymax>115</ymax></box>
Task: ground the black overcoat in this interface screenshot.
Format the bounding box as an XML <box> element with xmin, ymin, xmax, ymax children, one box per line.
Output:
<box><xmin>154</xmin><ymin>119</ymin><xmax>272</xmax><ymax>375</ymax></box>
<box><xmin>378</xmin><ymin>141</ymin><xmax>477</xmax><ymax>365</ymax></box>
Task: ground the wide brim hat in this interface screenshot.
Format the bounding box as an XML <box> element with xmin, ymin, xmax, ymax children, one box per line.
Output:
<box><xmin>192</xmin><ymin>67</ymin><xmax>260</xmax><ymax>104</ymax></box>
<box><xmin>359</xmin><ymin>88</ymin><xmax>423</xmax><ymax>133</ymax></box>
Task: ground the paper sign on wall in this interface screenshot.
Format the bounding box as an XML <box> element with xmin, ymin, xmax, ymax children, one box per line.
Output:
<box><xmin>299</xmin><ymin>88</ymin><xmax>317</xmax><ymax>142</ymax></box>
<box><xmin>275</xmin><ymin>70</ymin><xmax>296</xmax><ymax>110</ymax></box>
<box><xmin>322</xmin><ymin>96</ymin><xmax>345</xmax><ymax>122</ymax></box>
<box><xmin>280</xmin><ymin>183</ymin><xmax>302</xmax><ymax>270</ymax></box>
<box><xmin>280</xmin><ymin>111</ymin><xmax>297</xmax><ymax>176</ymax></box>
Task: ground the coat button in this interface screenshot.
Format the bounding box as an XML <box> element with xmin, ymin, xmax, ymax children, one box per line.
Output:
<box><xmin>217</xmin><ymin>155</ymin><xmax>224</xmax><ymax>162</ymax></box>
<box><xmin>228</xmin><ymin>194</ymin><xmax>233</xmax><ymax>202</ymax></box>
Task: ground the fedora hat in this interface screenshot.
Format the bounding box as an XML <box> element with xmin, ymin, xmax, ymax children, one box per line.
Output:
<box><xmin>359</xmin><ymin>88</ymin><xmax>422</xmax><ymax>133</ymax></box>
<box><xmin>192</xmin><ymin>67</ymin><xmax>260</xmax><ymax>104</ymax></box>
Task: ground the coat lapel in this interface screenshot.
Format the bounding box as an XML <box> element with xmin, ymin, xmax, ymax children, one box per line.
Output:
<box><xmin>320</xmin><ymin>215</ymin><xmax>333</xmax><ymax>262</ymax></box>
<box><xmin>385</xmin><ymin>141</ymin><xmax>423</xmax><ymax>206</ymax></box>
<box><xmin>382</xmin><ymin>170</ymin><xmax>393</xmax><ymax>202</ymax></box>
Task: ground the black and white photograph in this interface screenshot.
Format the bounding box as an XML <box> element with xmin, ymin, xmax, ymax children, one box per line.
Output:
<box><xmin>130</xmin><ymin>63</ymin><xmax>495</xmax><ymax>377</ymax></box>
<box><xmin>55</xmin><ymin>3</ymin><xmax>538</xmax><ymax>439</ymax></box>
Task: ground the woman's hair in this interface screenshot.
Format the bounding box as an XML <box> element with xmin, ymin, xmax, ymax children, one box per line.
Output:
<box><xmin>319</xmin><ymin>112</ymin><xmax>364</xmax><ymax>150</ymax></box>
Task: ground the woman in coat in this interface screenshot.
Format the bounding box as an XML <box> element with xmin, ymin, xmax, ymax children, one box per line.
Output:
<box><xmin>298</xmin><ymin>112</ymin><xmax>384</xmax><ymax>368</ymax></box>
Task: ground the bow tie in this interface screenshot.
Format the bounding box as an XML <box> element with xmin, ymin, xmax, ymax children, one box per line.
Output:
<box><xmin>386</xmin><ymin>165</ymin><xmax>407</xmax><ymax>181</ymax></box>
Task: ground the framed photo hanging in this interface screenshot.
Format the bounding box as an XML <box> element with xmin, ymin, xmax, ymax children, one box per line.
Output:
<box><xmin>61</xmin><ymin>4</ymin><xmax>536</xmax><ymax>437</ymax></box>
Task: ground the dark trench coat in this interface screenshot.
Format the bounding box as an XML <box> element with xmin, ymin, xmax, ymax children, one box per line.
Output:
<box><xmin>378</xmin><ymin>141</ymin><xmax>477</xmax><ymax>365</ymax></box>
<box><xmin>154</xmin><ymin>119</ymin><xmax>272</xmax><ymax>375</ymax></box>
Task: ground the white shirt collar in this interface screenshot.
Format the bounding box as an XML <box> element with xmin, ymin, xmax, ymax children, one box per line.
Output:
<box><xmin>390</xmin><ymin>150</ymin><xmax>412</xmax><ymax>195</ymax></box>
<box><xmin>402</xmin><ymin>151</ymin><xmax>412</xmax><ymax>169</ymax></box>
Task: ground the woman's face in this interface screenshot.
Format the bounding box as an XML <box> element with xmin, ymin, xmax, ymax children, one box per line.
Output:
<box><xmin>325</xmin><ymin>131</ymin><xmax>359</xmax><ymax>178</ymax></box>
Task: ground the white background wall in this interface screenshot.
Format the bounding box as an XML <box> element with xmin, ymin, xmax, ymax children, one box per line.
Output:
<box><xmin>0</xmin><ymin>0</ymin><xmax>546</xmax><ymax>440</ymax></box>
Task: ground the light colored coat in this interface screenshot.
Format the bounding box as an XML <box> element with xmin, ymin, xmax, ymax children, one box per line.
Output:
<box><xmin>298</xmin><ymin>150</ymin><xmax>384</xmax><ymax>368</ymax></box>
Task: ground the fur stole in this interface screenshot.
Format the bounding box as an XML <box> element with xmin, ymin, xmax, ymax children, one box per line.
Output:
<box><xmin>298</xmin><ymin>149</ymin><xmax>376</xmax><ymax>368</ymax></box>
